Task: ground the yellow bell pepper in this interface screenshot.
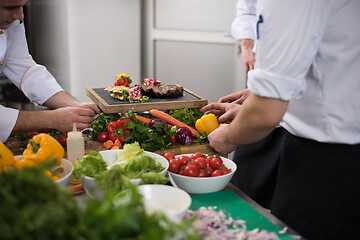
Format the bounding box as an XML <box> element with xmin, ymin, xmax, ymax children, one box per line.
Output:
<box><xmin>0</xmin><ymin>141</ymin><xmax>15</xmax><ymax>170</ymax></box>
<box><xmin>23</xmin><ymin>133</ymin><xmax>64</xmax><ymax>165</ymax></box>
<box><xmin>13</xmin><ymin>157</ymin><xmax>37</xmax><ymax>170</ymax></box>
<box><xmin>195</xmin><ymin>113</ymin><xmax>219</xmax><ymax>136</ymax></box>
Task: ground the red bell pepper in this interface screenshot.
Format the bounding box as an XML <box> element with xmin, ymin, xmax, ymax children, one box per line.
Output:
<box><xmin>107</xmin><ymin>118</ymin><xmax>132</xmax><ymax>144</ymax></box>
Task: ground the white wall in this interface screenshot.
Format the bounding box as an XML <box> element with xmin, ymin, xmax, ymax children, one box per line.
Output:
<box><xmin>28</xmin><ymin>0</ymin><xmax>141</xmax><ymax>102</ymax></box>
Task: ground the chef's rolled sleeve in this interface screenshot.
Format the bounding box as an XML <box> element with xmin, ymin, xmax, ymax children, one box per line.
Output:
<box><xmin>248</xmin><ymin>69</ymin><xmax>306</xmax><ymax>101</ymax></box>
<box><xmin>20</xmin><ymin>65</ymin><xmax>63</xmax><ymax>106</ymax></box>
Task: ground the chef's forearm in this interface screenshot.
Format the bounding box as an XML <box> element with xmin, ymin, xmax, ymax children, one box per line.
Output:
<box><xmin>225</xmin><ymin>93</ymin><xmax>288</xmax><ymax>145</ymax></box>
<box><xmin>44</xmin><ymin>91</ymin><xmax>80</xmax><ymax>109</ymax></box>
<box><xmin>11</xmin><ymin>110</ymin><xmax>54</xmax><ymax>135</ymax></box>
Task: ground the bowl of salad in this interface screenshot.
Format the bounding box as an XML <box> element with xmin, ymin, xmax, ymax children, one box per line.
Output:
<box><xmin>166</xmin><ymin>152</ymin><xmax>237</xmax><ymax>194</ymax></box>
<box><xmin>73</xmin><ymin>142</ymin><xmax>169</xmax><ymax>199</ymax></box>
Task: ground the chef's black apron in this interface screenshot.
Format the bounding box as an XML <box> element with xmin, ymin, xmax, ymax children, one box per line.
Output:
<box><xmin>271</xmin><ymin>130</ymin><xmax>360</xmax><ymax>240</ymax></box>
<box><xmin>230</xmin><ymin>127</ymin><xmax>285</xmax><ymax>209</ymax></box>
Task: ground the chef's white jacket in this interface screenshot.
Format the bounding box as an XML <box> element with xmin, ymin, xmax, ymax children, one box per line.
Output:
<box><xmin>248</xmin><ymin>0</ymin><xmax>360</xmax><ymax>144</ymax></box>
<box><xmin>0</xmin><ymin>20</ymin><xmax>63</xmax><ymax>142</ymax></box>
<box><xmin>231</xmin><ymin>0</ymin><xmax>257</xmax><ymax>40</ymax></box>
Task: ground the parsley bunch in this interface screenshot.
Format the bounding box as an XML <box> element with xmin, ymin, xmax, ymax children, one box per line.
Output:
<box><xmin>124</xmin><ymin>110</ymin><xmax>177</xmax><ymax>152</ymax></box>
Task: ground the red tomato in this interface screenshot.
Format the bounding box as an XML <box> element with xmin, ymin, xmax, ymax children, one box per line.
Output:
<box><xmin>169</xmin><ymin>135</ymin><xmax>177</xmax><ymax>143</ymax></box>
<box><xmin>194</xmin><ymin>157</ymin><xmax>207</xmax><ymax>168</ymax></box>
<box><xmin>178</xmin><ymin>155</ymin><xmax>191</xmax><ymax>166</ymax></box>
<box><xmin>209</xmin><ymin>157</ymin><xmax>223</xmax><ymax>170</ymax></box>
<box><xmin>183</xmin><ymin>165</ymin><xmax>200</xmax><ymax>177</ymax></box>
<box><xmin>97</xmin><ymin>131</ymin><xmax>109</xmax><ymax>143</ymax></box>
<box><xmin>198</xmin><ymin>169</ymin><xmax>207</xmax><ymax>177</ymax></box>
<box><xmin>29</xmin><ymin>132</ymin><xmax>39</xmax><ymax>139</ymax></box>
<box><xmin>59</xmin><ymin>134</ymin><xmax>67</xmax><ymax>147</ymax></box>
<box><xmin>205</xmin><ymin>155</ymin><xmax>214</xmax><ymax>165</ymax></box>
<box><xmin>190</xmin><ymin>160</ymin><xmax>200</xmax><ymax>168</ymax></box>
<box><xmin>205</xmin><ymin>166</ymin><xmax>214</xmax><ymax>176</ymax></box>
<box><xmin>168</xmin><ymin>159</ymin><xmax>181</xmax><ymax>173</ymax></box>
<box><xmin>211</xmin><ymin>169</ymin><xmax>223</xmax><ymax>177</ymax></box>
<box><xmin>222</xmin><ymin>166</ymin><xmax>231</xmax><ymax>175</ymax></box>
<box><xmin>191</xmin><ymin>152</ymin><xmax>203</xmax><ymax>160</ymax></box>
<box><xmin>163</xmin><ymin>152</ymin><xmax>175</xmax><ymax>161</ymax></box>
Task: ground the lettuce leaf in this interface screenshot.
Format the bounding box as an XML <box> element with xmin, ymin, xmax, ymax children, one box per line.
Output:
<box><xmin>73</xmin><ymin>151</ymin><xmax>107</xmax><ymax>180</ymax></box>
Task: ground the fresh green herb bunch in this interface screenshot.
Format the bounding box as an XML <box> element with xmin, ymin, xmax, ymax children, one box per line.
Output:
<box><xmin>124</xmin><ymin>110</ymin><xmax>177</xmax><ymax>152</ymax></box>
<box><xmin>90</xmin><ymin>112</ymin><xmax>119</xmax><ymax>140</ymax></box>
<box><xmin>169</xmin><ymin>108</ymin><xmax>203</xmax><ymax>127</ymax></box>
<box><xmin>0</xmin><ymin>161</ymin><xmax>81</xmax><ymax>240</ymax></box>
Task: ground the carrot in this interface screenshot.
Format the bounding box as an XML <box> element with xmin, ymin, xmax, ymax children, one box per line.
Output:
<box><xmin>113</xmin><ymin>139</ymin><xmax>122</xmax><ymax>148</ymax></box>
<box><xmin>135</xmin><ymin>115</ymin><xmax>152</xmax><ymax>125</ymax></box>
<box><xmin>149</xmin><ymin>109</ymin><xmax>199</xmax><ymax>137</ymax></box>
<box><xmin>103</xmin><ymin>140</ymin><xmax>114</xmax><ymax>149</ymax></box>
<box><xmin>68</xmin><ymin>183</ymin><xmax>85</xmax><ymax>193</ymax></box>
<box><xmin>110</xmin><ymin>145</ymin><xmax>120</xmax><ymax>150</ymax></box>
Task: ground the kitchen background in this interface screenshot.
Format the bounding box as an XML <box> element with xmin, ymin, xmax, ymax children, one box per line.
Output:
<box><xmin>1</xmin><ymin>0</ymin><xmax>245</xmax><ymax>110</ymax></box>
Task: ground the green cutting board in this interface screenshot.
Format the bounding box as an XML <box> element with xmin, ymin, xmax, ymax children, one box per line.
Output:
<box><xmin>190</xmin><ymin>190</ymin><xmax>294</xmax><ymax>240</ymax></box>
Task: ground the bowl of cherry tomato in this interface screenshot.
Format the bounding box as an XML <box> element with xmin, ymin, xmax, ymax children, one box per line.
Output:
<box><xmin>164</xmin><ymin>152</ymin><xmax>237</xmax><ymax>194</ymax></box>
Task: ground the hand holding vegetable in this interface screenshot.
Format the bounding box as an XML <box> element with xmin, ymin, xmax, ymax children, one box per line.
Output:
<box><xmin>195</xmin><ymin>113</ymin><xmax>219</xmax><ymax>136</ymax></box>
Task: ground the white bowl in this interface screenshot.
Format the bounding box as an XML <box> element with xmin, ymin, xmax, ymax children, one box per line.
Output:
<box><xmin>138</xmin><ymin>184</ymin><xmax>191</xmax><ymax>222</ymax></box>
<box><xmin>168</xmin><ymin>154</ymin><xmax>237</xmax><ymax>194</ymax></box>
<box><xmin>81</xmin><ymin>149</ymin><xmax>169</xmax><ymax>200</ymax></box>
<box><xmin>14</xmin><ymin>156</ymin><xmax>73</xmax><ymax>187</ymax></box>
<box><xmin>54</xmin><ymin>158</ymin><xmax>74</xmax><ymax>187</ymax></box>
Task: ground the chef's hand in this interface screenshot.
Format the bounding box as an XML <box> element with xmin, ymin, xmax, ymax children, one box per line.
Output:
<box><xmin>73</xmin><ymin>102</ymin><xmax>101</xmax><ymax>115</ymax></box>
<box><xmin>52</xmin><ymin>107</ymin><xmax>96</xmax><ymax>132</ymax></box>
<box><xmin>200</xmin><ymin>102</ymin><xmax>241</xmax><ymax>124</ymax></box>
<box><xmin>240</xmin><ymin>39</ymin><xmax>255</xmax><ymax>74</ymax></box>
<box><xmin>218</xmin><ymin>89</ymin><xmax>250</xmax><ymax>105</ymax></box>
<box><xmin>208</xmin><ymin>124</ymin><xmax>238</xmax><ymax>154</ymax></box>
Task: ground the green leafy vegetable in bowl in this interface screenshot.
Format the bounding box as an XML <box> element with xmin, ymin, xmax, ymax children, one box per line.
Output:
<box><xmin>73</xmin><ymin>151</ymin><xmax>107</xmax><ymax>179</ymax></box>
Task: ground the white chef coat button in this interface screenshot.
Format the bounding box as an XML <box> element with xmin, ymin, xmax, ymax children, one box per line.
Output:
<box><xmin>0</xmin><ymin>30</ymin><xmax>4</xmax><ymax>34</ymax></box>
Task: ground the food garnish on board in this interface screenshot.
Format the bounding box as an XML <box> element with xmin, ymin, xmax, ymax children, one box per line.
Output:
<box><xmin>105</xmin><ymin>73</ymin><xmax>149</xmax><ymax>102</ymax></box>
<box><xmin>106</xmin><ymin>73</ymin><xmax>184</xmax><ymax>102</ymax></box>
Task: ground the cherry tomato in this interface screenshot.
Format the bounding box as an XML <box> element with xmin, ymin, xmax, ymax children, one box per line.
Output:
<box><xmin>205</xmin><ymin>155</ymin><xmax>214</xmax><ymax>165</ymax></box>
<box><xmin>205</xmin><ymin>166</ymin><xmax>214</xmax><ymax>176</ymax></box>
<box><xmin>168</xmin><ymin>159</ymin><xmax>181</xmax><ymax>173</ymax></box>
<box><xmin>97</xmin><ymin>131</ymin><xmax>109</xmax><ymax>143</ymax></box>
<box><xmin>211</xmin><ymin>169</ymin><xmax>223</xmax><ymax>177</ymax></box>
<box><xmin>178</xmin><ymin>155</ymin><xmax>191</xmax><ymax>166</ymax></box>
<box><xmin>59</xmin><ymin>134</ymin><xmax>67</xmax><ymax>147</ymax></box>
<box><xmin>198</xmin><ymin>169</ymin><xmax>207</xmax><ymax>177</ymax></box>
<box><xmin>29</xmin><ymin>132</ymin><xmax>39</xmax><ymax>139</ymax></box>
<box><xmin>209</xmin><ymin>157</ymin><xmax>223</xmax><ymax>170</ymax></box>
<box><xmin>169</xmin><ymin>135</ymin><xmax>177</xmax><ymax>143</ymax></box>
<box><xmin>222</xmin><ymin>166</ymin><xmax>231</xmax><ymax>175</ymax></box>
<box><xmin>194</xmin><ymin>157</ymin><xmax>207</xmax><ymax>168</ymax></box>
<box><xmin>191</xmin><ymin>152</ymin><xmax>203</xmax><ymax>160</ymax></box>
<box><xmin>163</xmin><ymin>152</ymin><xmax>175</xmax><ymax>161</ymax></box>
<box><xmin>183</xmin><ymin>165</ymin><xmax>199</xmax><ymax>177</ymax></box>
<box><xmin>190</xmin><ymin>160</ymin><xmax>200</xmax><ymax>168</ymax></box>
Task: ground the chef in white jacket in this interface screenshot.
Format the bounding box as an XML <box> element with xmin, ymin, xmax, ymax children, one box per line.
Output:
<box><xmin>0</xmin><ymin>0</ymin><xmax>100</xmax><ymax>142</ymax></box>
<box><xmin>208</xmin><ymin>0</ymin><xmax>360</xmax><ymax>239</ymax></box>
<box><xmin>202</xmin><ymin>0</ymin><xmax>284</xmax><ymax>209</ymax></box>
